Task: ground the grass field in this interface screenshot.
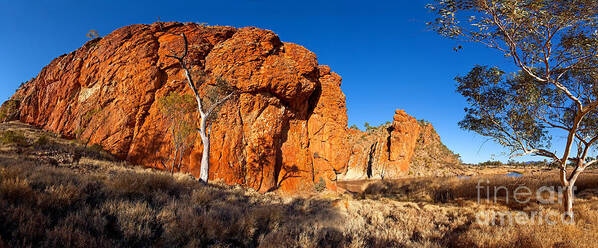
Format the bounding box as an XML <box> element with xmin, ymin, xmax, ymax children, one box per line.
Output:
<box><xmin>1</xmin><ymin>122</ymin><xmax>598</xmax><ymax>248</ymax></box>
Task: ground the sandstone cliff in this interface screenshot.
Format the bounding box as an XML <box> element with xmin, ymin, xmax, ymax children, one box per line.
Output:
<box><xmin>409</xmin><ymin>121</ymin><xmax>463</xmax><ymax>177</ymax></box>
<box><xmin>3</xmin><ymin>22</ymin><xmax>460</xmax><ymax>192</ymax></box>
<box><xmin>4</xmin><ymin>22</ymin><xmax>349</xmax><ymax>193</ymax></box>
<box><xmin>340</xmin><ymin>110</ymin><xmax>420</xmax><ymax>180</ymax></box>
<box><xmin>340</xmin><ymin>110</ymin><xmax>462</xmax><ymax>180</ymax></box>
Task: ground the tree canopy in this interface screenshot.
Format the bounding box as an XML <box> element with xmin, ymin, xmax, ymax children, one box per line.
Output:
<box><xmin>428</xmin><ymin>0</ymin><xmax>598</xmax><ymax>164</ymax></box>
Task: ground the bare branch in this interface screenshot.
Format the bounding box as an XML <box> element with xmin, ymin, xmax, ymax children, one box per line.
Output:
<box><xmin>206</xmin><ymin>92</ymin><xmax>236</xmax><ymax>117</ymax></box>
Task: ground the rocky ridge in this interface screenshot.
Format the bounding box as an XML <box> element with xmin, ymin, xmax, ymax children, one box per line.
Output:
<box><xmin>2</xmin><ymin>22</ymin><xmax>460</xmax><ymax>192</ymax></box>
<box><xmin>341</xmin><ymin>110</ymin><xmax>421</xmax><ymax>180</ymax></box>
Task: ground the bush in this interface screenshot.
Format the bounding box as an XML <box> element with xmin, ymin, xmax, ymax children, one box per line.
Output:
<box><xmin>89</xmin><ymin>143</ymin><xmax>103</xmax><ymax>152</ymax></box>
<box><xmin>33</xmin><ymin>135</ymin><xmax>51</xmax><ymax>148</ymax></box>
<box><xmin>0</xmin><ymin>177</ymin><xmax>34</xmax><ymax>203</ymax></box>
<box><xmin>314</xmin><ymin>177</ymin><xmax>326</xmax><ymax>192</ymax></box>
<box><xmin>0</xmin><ymin>130</ymin><xmax>28</xmax><ymax>146</ymax></box>
<box><xmin>477</xmin><ymin>160</ymin><xmax>504</xmax><ymax>167</ymax></box>
<box><xmin>0</xmin><ymin>100</ymin><xmax>20</xmax><ymax>122</ymax></box>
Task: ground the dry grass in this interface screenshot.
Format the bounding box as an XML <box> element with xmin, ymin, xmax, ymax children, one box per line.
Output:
<box><xmin>3</xmin><ymin>161</ymin><xmax>598</xmax><ymax>248</ymax></box>
<box><xmin>351</xmin><ymin>172</ymin><xmax>598</xmax><ymax>247</ymax></box>
<box><xmin>0</xmin><ymin>160</ymin><xmax>352</xmax><ymax>248</ymax></box>
<box><xmin>2</xmin><ymin>121</ymin><xmax>598</xmax><ymax>247</ymax></box>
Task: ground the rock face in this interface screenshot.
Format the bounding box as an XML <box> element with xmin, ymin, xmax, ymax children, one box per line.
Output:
<box><xmin>409</xmin><ymin>122</ymin><xmax>463</xmax><ymax>177</ymax></box>
<box><xmin>340</xmin><ymin>110</ymin><xmax>420</xmax><ymax>180</ymax></box>
<box><xmin>3</xmin><ymin>22</ymin><xmax>460</xmax><ymax>192</ymax></box>
<box><xmin>4</xmin><ymin>22</ymin><xmax>349</xmax><ymax>193</ymax></box>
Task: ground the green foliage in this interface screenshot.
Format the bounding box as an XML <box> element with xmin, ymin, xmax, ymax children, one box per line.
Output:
<box><xmin>364</xmin><ymin>122</ymin><xmax>389</xmax><ymax>132</ymax></box>
<box><xmin>0</xmin><ymin>100</ymin><xmax>20</xmax><ymax>122</ymax></box>
<box><xmin>158</xmin><ymin>92</ymin><xmax>196</xmax><ymax>117</ymax></box>
<box><xmin>86</xmin><ymin>30</ymin><xmax>99</xmax><ymax>39</ymax></box>
<box><xmin>427</xmin><ymin>0</ymin><xmax>598</xmax><ymax>56</ymax></box>
<box><xmin>33</xmin><ymin>135</ymin><xmax>51</xmax><ymax>148</ymax></box>
<box><xmin>204</xmin><ymin>77</ymin><xmax>237</xmax><ymax>122</ymax></box>
<box><xmin>158</xmin><ymin>92</ymin><xmax>196</xmax><ymax>144</ymax></box>
<box><xmin>456</xmin><ymin>66</ymin><xmax>552</xmax><ymax>150</ymax></box>
<box><xmin>364</xmin><ymin>122</ymin><xmax>380</xmax><ymax>132</ymax></box>
<box><xmin>429</xmin><ymin>0</ymin><xmax>598</xmax><ymax>164</ymax></box>
<box><xmin>350</xmin><ymin>124</ymin><xmax>359</xmax><ymax>130</ymax></box>
<box><xmin>75</xmin><ymin>108</ymin><xmax>102</xmax><ymax>139</ymax></box>
<box><xmin>314</xmin><ymin>177</ymin><xmax>326</xmax><ymax>193</ymax></box>
<box><xmin>89</xmin><ymin>143</ymin><xmax>104</xmax><ymax>153</ymax></box>
<box><xmin>158</xmin><ymin>92</ymin><xmax>197</xmax><ymax>173</ymax></box>
<box><xmin>477</xmin><ymin>160</ymin><xmax>504</xmax><ymax>167</ymax></box>
<box><xmin>0</xmin><ymin>131</ymin><xmax>28</xmax><ymax>146</ymax></box>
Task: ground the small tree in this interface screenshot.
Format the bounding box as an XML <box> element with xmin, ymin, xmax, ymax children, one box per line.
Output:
<box><xmin>165</xmin><ymin>33</ymin><xmax>237</xmax><ymax>183</ymax></box>
<box><xmin>86</xmin><ymin>30</ymin><xmax>99</xmax><ymax>39</ymax></box>
<box><xmin>428</xmin><ymin>0</ymin><xmax>598</xmax><ymax>219</ymax></box>
<box><xmin>158</xmin><ymin>92</ymin><xmax>196</xmax><ymax>175</ymax></box>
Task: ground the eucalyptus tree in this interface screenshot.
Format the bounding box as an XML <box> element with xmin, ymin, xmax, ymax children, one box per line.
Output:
<box><xmin>158</xmin><ymin>92</ymin><xmax>196</xmax><ymax>175</ymax></box>
<box><xmin>428</xmin><ymin>0</ymin><xmax>598</xmax><ymax>219</ymax></box>
<box><xmin>166</xmin><ymin>33</ymin><xmax>237</xmax><ymax>183</ymax></box>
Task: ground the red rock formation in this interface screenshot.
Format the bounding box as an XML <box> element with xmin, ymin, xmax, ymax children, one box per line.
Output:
<box><xmin>4</xmin><ymin>22</ymin><xmax>349</xmax><ymax>193</ymax></box>
<box><xmin>4</xmin><ymin>22</ymin><xmax>459</xmax><ymax>192</ymax></box>
<box><xmin>389</xmin><ymin>110</ymin><xmax>421</xmax><ymax>172</ymax></box>
<box><xmin>340</xmin><ymin>110</ymin><xmax>420</xmax><ymax>180</ymax></box>
<box><xmin>409</xmin><ymin>121</ymin><xmax>463</xmax><ymax>177</ymax></box>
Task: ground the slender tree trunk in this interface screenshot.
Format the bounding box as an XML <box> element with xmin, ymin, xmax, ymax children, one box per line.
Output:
<box><xmin>171</xmin><ymin>146</ymin><xmax>178</xmax><ymax>176</ymax></box>
<box><xmin>200</xmin><ymin>136</ymin><xmax>210</xmax><ymax>183</ymax></box>
<box><xmin>563</xmin><ymin>184</ymin><xmax>574</xmax><ymax>221</ymax></box>
<box><xmin>171</xmin><ymin>127</ymin><xmax>177</xmax><ymax>176</ymax></box>
<box><xmin>177</xmin><ymin>146</ymin><xmax>184</xmax><ymax>173</ymax></box>
<box><xmin>562</xmin><ymin>166</ymin><xmax>584</xmax><ymax>222</ymax></box>
<box><xmin>199</xmin><ymin>115</ymin><xmax>210</xmax><ymax>183</ymax></box>
<box><xmin>167</xmin><ymin>34</ymin><xmax>234</xmax><ymax>184</ymax></box>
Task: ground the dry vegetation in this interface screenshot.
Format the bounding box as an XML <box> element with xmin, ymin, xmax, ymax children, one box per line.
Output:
<box><xmin>1</xmin><ymin>122</ymin><xmax>598</xmax><ymax>248</ymax></box>
<box><xmin>409</xmin><ymin>122</ymin><xmax>464</xmax><ymax>177</ymax></box>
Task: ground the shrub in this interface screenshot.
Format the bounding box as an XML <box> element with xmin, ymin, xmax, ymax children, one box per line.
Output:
<box><xmin>0</xmin><ymin>177</ymin><xmax>34</xmax><ymax>202</ymax></box>
<box><xmin>477</xmin><ymin>160</ymin><xmax>504</xmax><ymax>167</ymax></box>
<box><xmin>0</xmin><ymin>100</ymin><xmax>20</xmax><ymax>122</ymax></box>
<box><xmin>82</xmin><ymin>143</ymin><xmax>114</xmax><ymax>161</ymax></box>
<box><xmin>89</xmin><ymin>143</ymin><xmax>103</xmax><ymax>152</ymax></box>
<box><xmin>101</xmin><ymin>200</ymin><xmax>158</xmax><ymax>246</ymax></box>
<box><xmin>33</xmin><ymin>135</ymin><xmax>51</xmax><ymax>149</ymax></box>
<box><xmin>0</xmin><ymin>130</ymin><xmax>28</xmax><ymax>146</ymax></box>
<box><xmin>314</xmin><ymin>177</ymin><xmax>326</xmax><ymax>192</ymax></box>
<box><xmin>364</xmin><ymin>122</ymin><xmax>373</xmax><ymax>132</ymax></box>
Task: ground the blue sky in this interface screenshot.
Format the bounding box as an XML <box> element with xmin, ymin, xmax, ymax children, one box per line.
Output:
<box><xmin>0</xmin><ymin>0</ymin><xmax>552</xmax><ymax>163</ymax></box>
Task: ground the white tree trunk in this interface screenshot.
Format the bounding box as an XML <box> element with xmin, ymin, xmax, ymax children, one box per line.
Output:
<box><xmin>171</xmin><ymin>147</ymin><xmax>177</xmax><ymax>176</ymax></box>
<box><xmin>167</xmin><ymin>33</ymin><xmax>235</xmax><ymax>184</ymax></box>
<box><xmin>199</xmin><ymin>115</ymin><xmax>210</xmax><ymax>183</ymax></box>
<box><xmin>563</xmin><ymin>184</ymin><xmax>574</xmax><ymax>221</ymax></box>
